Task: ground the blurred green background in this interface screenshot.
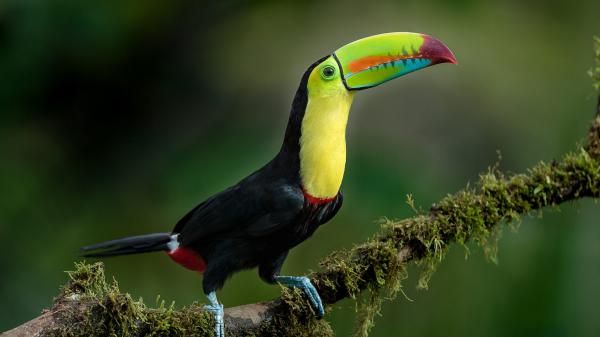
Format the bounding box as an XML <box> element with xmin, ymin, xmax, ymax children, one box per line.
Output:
<box><xmin>1</xmin><ymin>0</ymin><xmax>599</xmax><ymax>336</ymax></box>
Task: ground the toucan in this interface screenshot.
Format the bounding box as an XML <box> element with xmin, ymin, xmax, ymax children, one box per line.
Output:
<box><xmin>81</xmin><ymin>32</ymin><xmax>456</xmax><ymax>337</ymax></box>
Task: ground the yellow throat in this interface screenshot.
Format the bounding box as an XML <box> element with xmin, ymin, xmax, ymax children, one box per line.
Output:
<box><xmin>299</xmin><ymin>58</ymin><xmax>354</xmax><ymax>199</ymax></box>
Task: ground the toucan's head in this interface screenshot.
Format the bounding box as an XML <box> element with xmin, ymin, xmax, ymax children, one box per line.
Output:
<box><xmin>286</xmin><ymin>33</ymin><xmax>456</xmax><ymax>199</ymax></box>
<box><xmin>305</xmin><ymin>32</ymin><xmax>456</xmax><ymax>97</ymax></box>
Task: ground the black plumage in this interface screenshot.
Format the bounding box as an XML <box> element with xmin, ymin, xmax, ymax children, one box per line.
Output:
<box><xmin>81</xmin><ymin>55</ymin><xmax>344</xmax><ymax>295</ymax></box>
<box><xmin>172</xmin><ymin>55</ymin><xmax>341</xmax><ymax>294</ymax></box>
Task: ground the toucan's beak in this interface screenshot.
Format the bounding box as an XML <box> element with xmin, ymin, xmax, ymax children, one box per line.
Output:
<box><xmin>333</xmin><ymin>32</ymin><xmax>457</xmax><ymax>90</ymax></box>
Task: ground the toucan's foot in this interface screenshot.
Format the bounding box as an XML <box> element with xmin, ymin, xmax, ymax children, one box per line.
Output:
<box><xmin>275</xmin><ymin>275</ymin><xmax>325</xmax><ymax>318</ymax></box>
<box><xmin>204</xmin><ymin>291</ymin><xmax>224</xmax><ymax>337</ymax></box>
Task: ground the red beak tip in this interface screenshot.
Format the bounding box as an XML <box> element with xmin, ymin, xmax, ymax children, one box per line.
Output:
<box><xmin>421</xmin><ymin>34</ymin><xmax>457</xmax><ymax>65</ymax></box>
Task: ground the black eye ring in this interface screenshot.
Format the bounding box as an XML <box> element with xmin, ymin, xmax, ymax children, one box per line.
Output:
<box><xmin>320</xmin><ymin>65</ymin><xmax>336</xmax><ymax>80</ymax></box>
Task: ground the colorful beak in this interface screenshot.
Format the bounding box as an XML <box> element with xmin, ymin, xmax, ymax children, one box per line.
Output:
<box><xmin>333</xmin><ymin>32</ymin><xmax>457</xmax><ymax>90</ymax></box>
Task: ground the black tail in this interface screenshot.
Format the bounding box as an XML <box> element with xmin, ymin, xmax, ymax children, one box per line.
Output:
<box><xmin>80</xmin><ymin>233</ymin><xmax>172</xmax><ymax>258</ymax></box>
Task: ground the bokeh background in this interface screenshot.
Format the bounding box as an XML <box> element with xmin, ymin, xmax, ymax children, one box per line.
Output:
<box><xmin>1</xmin><ymin>0</ymin><xmax>599</xmax><ymax>336</ymax></box>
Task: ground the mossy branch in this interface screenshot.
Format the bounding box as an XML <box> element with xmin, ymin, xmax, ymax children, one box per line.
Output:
<box><xmin>4</xmin><ymin>43</ymin><xmax>600</xmax><ymax>337</ymax></box>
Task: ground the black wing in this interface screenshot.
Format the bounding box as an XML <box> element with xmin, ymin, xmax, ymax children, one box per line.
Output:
<box><xmin>173</xmin><ymin>181</ymin><xmax>305</xmax><ymax>246</ymax></box>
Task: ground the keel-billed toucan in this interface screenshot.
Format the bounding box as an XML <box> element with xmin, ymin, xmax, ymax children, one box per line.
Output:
<box><xmin>81</xmin><ymin>32</ymin><xmax>456</xmax><ymax>336</ymax></box>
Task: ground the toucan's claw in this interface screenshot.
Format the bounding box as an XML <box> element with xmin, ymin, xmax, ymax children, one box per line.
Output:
<box><xmin>276</xmin><ymin>275</ymin><xmax>325</xmax><ymax>318</ymax></box>
<box><xmin>204</xmin><ymin>292</ymin><xmax>225</xmax><ymax>337</ymax></box>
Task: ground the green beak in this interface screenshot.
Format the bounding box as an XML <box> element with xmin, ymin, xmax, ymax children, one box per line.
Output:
<box><xmin>333</xmin><ymin>32</ymin><xmax>457</xmax><ymax>90</ymax></box>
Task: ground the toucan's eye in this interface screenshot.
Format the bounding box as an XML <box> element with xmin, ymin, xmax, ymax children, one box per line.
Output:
<box><xmin>320</xmin><ymin>65</ymin><xmax>336</xmax><ymax>80</ymax></box>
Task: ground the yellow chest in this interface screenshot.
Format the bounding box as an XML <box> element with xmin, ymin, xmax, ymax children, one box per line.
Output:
<box><xmin>299</xmin><ymin>94</ymin><xmax>353</xmax><ymax>199</ymax></box>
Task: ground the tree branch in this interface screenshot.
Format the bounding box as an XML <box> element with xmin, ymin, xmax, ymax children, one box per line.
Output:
<box><xmin>4</xmin><ymin>42</ymin><xmax>600</xmax><ymax>337</ymax></box>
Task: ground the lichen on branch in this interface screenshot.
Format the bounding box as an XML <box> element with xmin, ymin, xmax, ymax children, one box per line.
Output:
<box><xmin>46</xmin><ymin>262</ymin><xmax>215</xmax><ymax>336</ymax></box>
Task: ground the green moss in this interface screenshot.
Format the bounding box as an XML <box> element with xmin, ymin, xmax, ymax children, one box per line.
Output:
<box><xmin>46</xmin><ymin>261</ymin><xmax>335</xmax><ymax>337</ymax></box>
<box><xmin>587</xmin><ymin>116</ymin><xmax>600</xmax><ymax>159</ymax></box>
<box><xmin>351</xmin><ymin>241</ymin><xmax>405</xmax><ymax>337</ymax></box>
<box><xmin>315</xmin><ymin>236</ymin><xmax>406</xmax><ymax>337</ymax></box>
<box><xmin>384</xmin><ymin>143</ymin><xmax>598</xmax><ymax>289</ymax></box>
<box><xmin>45</xmin><ymin>262</ymin><xmax>214</xmax><ymax>337</ymax></box>
<box><xmin>256</xmin><ymin>288</ymin><xmax>334</xmax><ymax>337</ymax></box>
<box><xmin>58</xmin><ymin>261</ymin><xmax>111</xmax><ymax>300</ymax></box>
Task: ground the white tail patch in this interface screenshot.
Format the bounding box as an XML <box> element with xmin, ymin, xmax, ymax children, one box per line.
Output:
<box><xmin>167</xmin><ymin>234</ymin><xmax>180</xmax><ymax>252</ymax></box>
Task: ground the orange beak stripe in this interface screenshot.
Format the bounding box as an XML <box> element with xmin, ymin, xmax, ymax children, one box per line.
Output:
<box><xmin>347</xmin><ymin>54</ymin><xmax>424</xmax><ymax>73</ymax></box>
